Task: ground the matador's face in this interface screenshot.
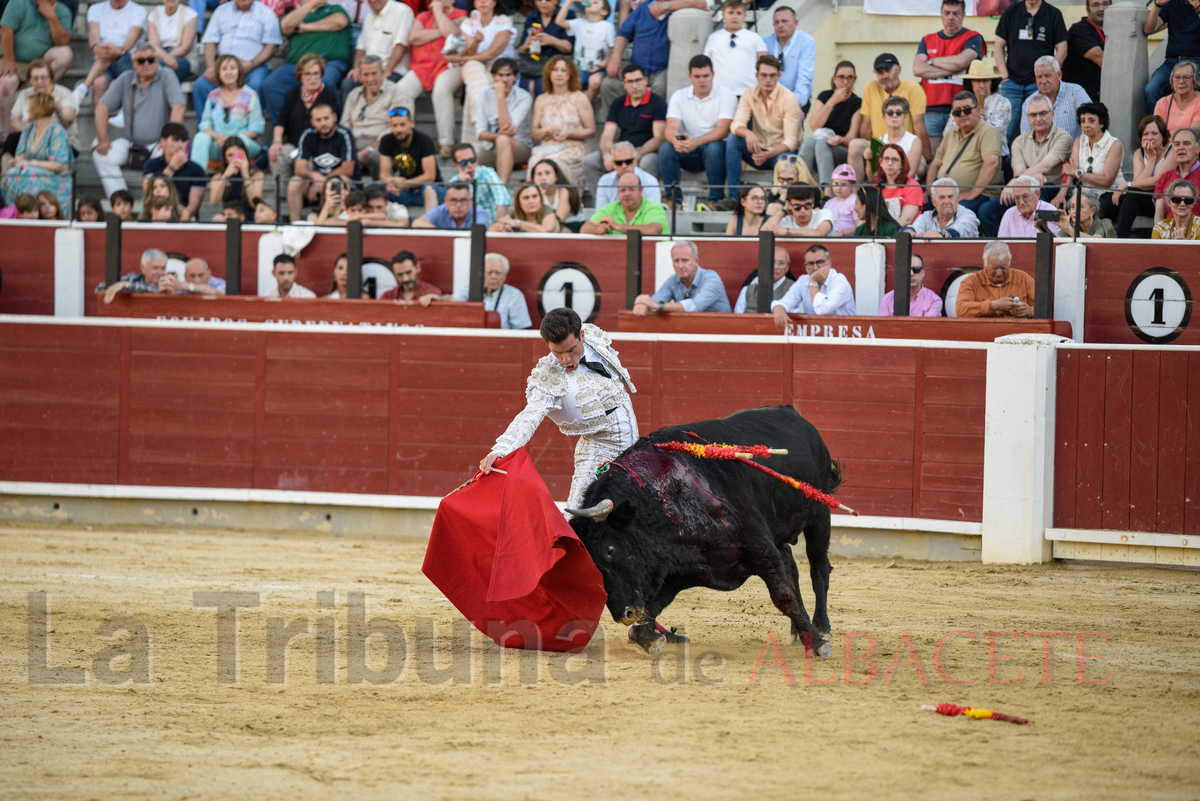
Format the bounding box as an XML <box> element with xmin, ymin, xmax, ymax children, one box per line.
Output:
<box><xmin>548</xmin><ymin>333</ymin><xmax>584</xmax><ymax>371</ymax></box>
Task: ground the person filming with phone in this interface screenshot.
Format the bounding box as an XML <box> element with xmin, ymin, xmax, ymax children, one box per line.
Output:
<box><xmin>955</xmin><ymin>240</ymin><xmax>1036</xmax><ymax>318</ymax></box>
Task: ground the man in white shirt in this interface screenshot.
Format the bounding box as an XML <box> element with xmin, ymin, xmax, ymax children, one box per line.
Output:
<box><xmin>595</xmin><ymin>140</ymin><xmax>661</xmax><ymax>208</ymax></box>
<box><xmin>701</xmin><ymin>0</ymin><xmax>765</xmax><ymax>98</ymax></box>
<box><xmin>342</xmin><ymin>0</ymin><xmax>414</xmax><ymax>96</ymax></box>
<box><xmin>268</xmin><ymin>254</ymin><xmax>317</xmax><ymax>298</ymax></box>
<box><xmin>735</xmin><ymin>246</ymin><xmax>795</xmax><ymax>313</ymax></box>
<box><xmin>761</xmin><ymin>5</ymin><xmax>816</xmax><ymax>111</ymax></box>
<box><xmin>771</xmin><ymin>244</ymin><xmax>856</xmax><ymax>328</ymax></box>
<box><xmin>658</xmin><ymin>54</ymin><xmax>736</xmax><ymax>210</ymax></box>
<box><xmin>74</xmin><ymin>0</ymin><xmax>146</xmax><ymax>107</ymax></box>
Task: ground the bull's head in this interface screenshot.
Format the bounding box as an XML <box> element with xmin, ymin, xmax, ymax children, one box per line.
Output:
<box><xmin>570</xmin><ymin>498</ymin><xmax>658</xmax><ymax>626</ymax></box>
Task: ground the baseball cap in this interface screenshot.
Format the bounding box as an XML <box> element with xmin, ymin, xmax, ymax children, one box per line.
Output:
<box><xmin>832</xmin><ymin>164</ymin><xmax>857</xmax><ymax>182</ymax></box>
<box><xmin>874</xmin><ymin>53</ymin><xmax>900</xmax><ymax>71</ymax></box>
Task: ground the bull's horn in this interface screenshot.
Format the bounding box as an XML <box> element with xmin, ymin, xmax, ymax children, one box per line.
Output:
<box><xmin>565</xmin><ymin>499</ymin><xmax>614</xmax><ymax>520</ymax></box>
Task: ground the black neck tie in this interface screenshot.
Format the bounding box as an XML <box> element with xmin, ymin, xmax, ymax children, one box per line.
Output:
<box><xmin>580</xmin><ymin>358</ymin><xmax>611</xmax><ymax>380</ymax></box>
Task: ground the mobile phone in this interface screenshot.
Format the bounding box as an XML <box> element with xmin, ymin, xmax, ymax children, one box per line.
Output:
<box><xmin>231</xmin><ymin>152</ymin><xmax>246</xmax><ymax>162</ymax></box>
<box><xmin>1035</xmin><ymin>209</ymin><xmax>1059</xmax><ymax>222</ymax></box>
<box><xmin>677</xmin><ymin>135</ymin><xmax>686</xmax><ymax>141</ymax></box>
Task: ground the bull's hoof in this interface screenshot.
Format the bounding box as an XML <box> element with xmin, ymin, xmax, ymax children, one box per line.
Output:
<box><xmin>818</xmin><ymin>639</ymin><xmax>833</xmax><ymax>659</ymax></box>
<box><xmin>629</xmin><ymin>623</ymin><xmax>668</xmax><ymax>656</ymax></box>
<box><xmin>792</xmin><ymin>633</ymin><xmax>834</xmax><ymax>658</ymax></box>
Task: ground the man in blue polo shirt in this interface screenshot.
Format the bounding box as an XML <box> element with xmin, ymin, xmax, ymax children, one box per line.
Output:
<box><xmin>632</xmin><ymin>239</ymin><xmax>731</xmax><ymax>315</ymax></box>
<box><xmin>413</xmin><ymin>181</ymin><xmax>489</xmax><ymax>229</ymax></box>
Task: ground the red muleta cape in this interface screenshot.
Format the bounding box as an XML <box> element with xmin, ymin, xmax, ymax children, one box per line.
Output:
<box><xmin>421</xmin><ymin>448</ymin><xmax>608</xmax><ymax>652</ymax></box>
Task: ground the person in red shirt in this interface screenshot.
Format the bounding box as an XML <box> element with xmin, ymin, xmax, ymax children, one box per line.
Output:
<box><xmin>1153</xmin><ymin>127</ymin><xmax>1200</xmax><ymax>224</ymax></box>
<box><xmin>380</xmin><ymin>250</ymin><xmax>442</xmax><ymax>302</ymax></box>
<box><xmin>393</xmin><ymin>0</ymin><xmax>467</xmax><ymax>157</ymax></box>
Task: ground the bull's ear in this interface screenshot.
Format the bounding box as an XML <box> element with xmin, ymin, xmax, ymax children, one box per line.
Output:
<box><xmin>606</xmin><ymin>500</ymin><xmax>637</xmax><ymax>532</ymax></box>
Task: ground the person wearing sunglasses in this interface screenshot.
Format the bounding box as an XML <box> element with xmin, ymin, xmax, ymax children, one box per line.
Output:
<box><xmin>192</xmin><ymin>54</ymin><xmax>266</xmax><ymax>169</ymax></box>
<box><xmin>72</xmin><ymin>0</ymin><xmax>147</xmax><ymax>112</ymax></box>
<box><xmin>378</xmin><ymin>104</ymin><xmax>442</xmax><ymax>211</ymax></box>
<box><xmin>877</xmin><ymin>252</ymin><xmax>942</xmax><ymax>317</ymax></box>
<box><xmin>583</xmin><ymin>62</ymin><xmax>666</xmax><ymax>199</ymax></box>
<box><xmin>926</xmin><ymin>90</ymin><xmax>1003</xmax><ymax>217</ymax></box>
<box><xmin>449</xmin><ymin>141</ymin><xmax>510</xmax><ymax>224</ymax></box>
<box><xmin>701</xmin><ymin>0</ymin><xmax>766</xmax><ymax>99</ymax></box>
<box><xmin>866</xmin><ymin>95</ymin><xmax>922</xmax><ymax>183</ymax></box>
<box><xmin>762</xmin><ymin>182</ymin><xmax>833</xmax><ymax>237</ymax></box>
<box><xmin>1152</xmin><ymin>179</ymin><xmax>1200</xmax><ymax>239</ymax></box>
<box><xmin>1152</xmin><ymin>127</ymin><xmax>1200</xmax><ymax>225</ymax></box>
<box><xmin>770</xmin><ymin>244</ymin><xmax>855</xmax><ymax>329</ymax></box>
<box><xmin>594</xmin><ymin>140</ymin><xmax>660</xmax><ymax>208</ymax></box>
<box><xmin>92</xmin><ymin>42</ymin><xmax>186</xmax><ymax>198</ymax></box>
<box><xmin>343</xmin><ymin>55</ymin><xmax>405</xmax><ymax>178</ymax></box>
<box><xmin>847</xmin><ymin>53</ymin><xmax>929</xmax><ymax>186</ymax></box>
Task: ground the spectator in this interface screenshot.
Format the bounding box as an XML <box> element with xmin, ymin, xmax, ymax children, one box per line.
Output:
<box><xmin>853</xmin><ymin>184</ymin><xmax>901</xmax><ymax>237</ymax></box>
<box><xmin>94</xmin><ymin>44</ymin><xmax>187</xmax><ymax>198</ymax></box>
<box><xmin>166</xmin><ymin>258</ymin><xmax>226</xmax><ymax>296</ymax></box>
<box><xmin>997</xmin><ymin>174</ymin><xmax>1060</xmax><ymax>237</ymax></box>
<box><xmin>5</xmin><ymin>58</ymin><xmax>77</xmax><ymax>170</ymax></box>
<box><xmin>268</xmin><ymin>54</ymin><xmax>341</xmax><ymax>189</ymax></box>
<box><xmin>908</xmin><ymin>177</ymin><xmax>981</xmax><ymax>237</ymax></box>
<box><xmin>773</xmin><ymin>156</ymin><xmax>820</xmax><ymax>214</ymax></box>
<box><xmin>724</xmin><ymin>182</ymin><xmax>767</xmax><ymax>236</ymax></box>
<box><xmin>447</xmin><ymin>252</ymin><xmax>532</xmax><ymax>328</ymax></box>
<box><xmin>139</xmin><ymin>173</ymin><xmax>181</xmax><ymax>219</ymax></box>
<box><xmin>927</xmin><ymin>89</ymin><xmax>1003</xmax><ymax>216</ymax></box>
<box><xmin>801</xmin><ymin>60</ymin><xmax>861</xmax><ymax>187</ymax></box>
<box><xmin>762</xmin><ymin>5</ymin><xmax>816</xmax><ymax>113</ymax></box>
<box><xmin>108</xmin><ymin>188</ymin><xmax>133</xmax><ymax>219</ymax></box>
<box><xmin>287</xmin><ymin>102</ymin><xmax>357</xmax><ymax>222</ymax></box>
<box><xmin>702</xmin><ymin>0</ymin><xmax>765</xmax><ymax>98</ymax></box>
<box><xmin>913</xmin><ymin>0</ymin><xmax>985</xmax><ymax>155</ymax></box>
<box><xmin>515</xmin><ymin>0</ymin><xmax>572</xmax><ymax>97</ymax></box>
<box><xmin>343</xmin><ymin>55</ymin><xmax>405</xmax><ymax>177</ymax></box>
<box><xmin>1018</xmin><ymin>55</ymin><xmax>1089</xmax><ymax>141</ymax></box>
<box><xmin>97</xmin><ymin>248</ymin><xmax>170</xmax><ymax>303</ymax></box>
<box><xmin>877</xmin><ymin>252</ymin><xmax>942</xmax><ymax>317</ymax></box>
<box><xmin>73</xmin><ymin>0</ymin><xmax>145</xmax><ymax>110</ymax></box>
<box><xmin>315</xmin><ymin>186</ymin><xmax>393</xmax><ymax>225</ymax></box>
<box><xmin>378</xmin><ymin>105</ymin><xmax>442</xmax><ymax>210</ymax></box>
<box><xmin>450</xmin><ymin>141</ymin><xmax>509</xmax><ymax>223</ymax></box>
<box><xmin>556</xmin><ymin>0</ymin><xmax>612</xmax><ymax>102</ymax></box>
<box><xmin>142</xmin><ymin>122</ymin><xmax>205</xmax><ymax>221</ymax></box>
<box><xmin>492</xmin><ymin>181</ymin><xmax>563</xmax><ymax>232</ymax></box>
<box><xmin>869</xmin><ymin>95</ymin><xmax>922</xmax><ymax>181</ymax></box>
<box><xmin>215</xmin><ymin>198</ymin><xmax>249</xmax><ymax>221</ymax></box>
<box><xmin>253</xmin><ymin>196</ymin><xmax>278</xmax><ymax>223</ymax></box>
<box><xmin>1063</xmin><ymin>0</ymin><xmax>1104</xmax><ymax>103</ymax></box>
<box><xmin>994</xmin><ymin>0</ymin><xmax>1068</xmax><ymax>142</ymax></box>
<box><xmin>393</xmin><ymin>0</ymin><xmax>467</xmax><ymax>157</ymax></box>
<box><xmin>446</xmin><ymin>0</ymin><xmax>517</xmax><ymax>150</ymax></box>
<box><xmin>824</xmin><ymin>164</ymin><xmax>858</xmax><ymax>235</ymax></box>
<box><xmin>475</xmin><ymin>57</ymin><xmax>532</xmax><ymax>183</ymax></box>
<box><xmin>1061</xmin><ymin>102</ymin><xmax>1123</xmax><ymax>218</ymax></box>
<box><xmin>0</xmin><ymin>0</ymin><xmax>72</xmax><ymax>131</ymax></box>
<box><xmin>595</xmin><ymin>140</ymin><xmax>659</xmax><ymax>206</ymax></box>
<box><xmin>581</xmin><ymin>169</ymin><xmax>668</xmax><ymax>234</ymax></box>
<box><xmin>1111</xmin><ymin>115</ymin><xmax>1173</xmax><ymax>238</ymax></box>
<box><xmin>978</xmin><ymin>93</ymin><xmax>1070</xmax><ymax>235</ymax></box>
<box><xmin>147</xmin><ymin>0</ymin><xmax>197</xmax><ymax>83</ymax></box>
<box><xmin>771</xmin><ymin>244</ymin><xmax>855</xmax><ymax>326</ymax></box>
<box><xmin>877</xmin><ymin>143</ymin><xmax>923</xmax><ymax>226</ymax></box>
<box><xmin>764</xmin><ymin>183</ymin><xmax>833</xmax><ymax>237</ymax></box>
<box><xmin>34</xmin><ymin>187</ymin><xmax>58</xmax><ymax>217</ymax></box>
<box><xmin>325</xmin><ymin>253</ymin><xmax>348</xmax><ymax>298</ymax></box>
<box><xmin>725</xmin><ymin>55</ymin><xmax>800</xmax><ymax>204</ymax></box>
<box><xmin>361</xmin><ymin>183</ymin><xmax>408</xmax><ymax>226</ymax></box>
<box><xmin>956</xmin><ymin>240</ymin><xmax>1035</xmax><ymax>317</ymax></box>
<box><xmin>632</xmin><ymin>238</ymin><xmax>731</xmax><ymax>315</ymax></box>
<box><xmin>261</xmin><ymin>0</ymin><xmax>352</xmax><ymax>123</ymax></box>
<box><xmin>528</xmin><ymin>54</ymin><xmax>595</xmax><ymax>184</ymax></box>
<box><xmin>1143</xmin><ymin>0</ymin><xmax>1200</xmax><ymax>117</ymax></box>
<box><xmin>584</xmin><ymin>63</ymin><xmax>666</xmax><ymax>190</ymax></box>
<box><xmin>598</xmin><ymin>0</ymin><xmax>708</xmax><ymax>116</ymax></box>
<box><xmin>7</xmin><ymin>190</ymin><xmax>37</xmax><ymax>217</ymax></box>
<box><xmin>191</xmin><ymin>0</ymin><xmax>281</xmax><ymax>119</ymax></box>
<box><xmin>944</xmin><ymin>58</ymin><xmax>1010</xmax><ymax>159</ymax></box>
<box><xmin>659</xmin><ymin>54</ymin><xmax>735</xmax><ymax>210</ymax></box>
<box><xmin>193</xmin><ymin>55</ymin><xmax>267</xmax><ymax>168</ymax></box>
<box><xmin>76</xmin><ymin>195</ymin><xmax>103</xmax><ymax>221</ymax></box>
<box><xmin>1152</xmin><ymin>60</ymin><xmax>1200</xmax><ymax>138</ymax></box>
<box><xmin>734</xmin><ymin>245</ymin><xmax>794</xmax><ymax>313</ymax></box>
<box><xmin>1056</xmin><ymin>187</ymin><xmax>1115</xmax><ymax>238</ymax></box>
<box><xmin>380</xmin><ymin>249</ymin><xmax>441</xmax><ymax>300</ymax></box>
<box><xmin>531</xmin><ymin>156</ymin><xmax>581</xmax><ymax>224</ymax></box>
<box><xmin>268</xmin><ymin>253</ymin><xmax>317</xmax><ymax>298</ymax></box>
<box><xmin>344</xmin><ymin>0</ymin><xmax>415</xmax><ymax>96</ymax></box>
<box><xmin>413</xmin><ymin>180</ymin><xmax>489</xmax><ymax>228</ymax></box>
<box><xmin>1152</xmin><ymin>178</ymin><xmax>1200</xmax><ymax>239</ymax></box>
<box><xmin>1153</xmin><ymin>127</ymin><xmax>1200</xmax><ymax>224</ymax></box>
<box><xmin>209</xmin><ymin>136</ymin><xmax>266</xmax><ymax>210</ymax></box>
<box><xmin>848</xmin><ymin>53</ymin><xmax>929</xmax><ymax>182</ymax></box>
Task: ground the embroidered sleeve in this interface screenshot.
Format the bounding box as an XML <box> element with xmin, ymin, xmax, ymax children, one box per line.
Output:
<box><xmin>492</xmin><ymin>359</ymin><xmax>565</xmax><ymax>456</ymax></box>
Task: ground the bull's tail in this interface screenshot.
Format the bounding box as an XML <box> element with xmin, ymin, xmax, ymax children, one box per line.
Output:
<box><xmin>828</xmin><ymin>459</ymin><xmax>845</xmax><ymax>494</ymax></box>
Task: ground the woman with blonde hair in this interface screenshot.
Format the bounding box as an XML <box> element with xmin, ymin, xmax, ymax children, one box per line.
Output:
<box><xmin>528</xmin><ymin>55</ymin><xmax>594</xmax><ymax>184</ymax></box>
<box><xmin>1</xmin><ymin>93</ymin><xmax>71</xmax><ymax>213</ymax></box>
<box><xmin>766</xmin><ymin>157</ymin><xmax>815</xmax><ymax>217</ymax></box>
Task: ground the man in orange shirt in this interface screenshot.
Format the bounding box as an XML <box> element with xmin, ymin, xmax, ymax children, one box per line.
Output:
<box><xmin>955</xmin><ymin>240</ymin><xmax>1036</xmax><ymax>317</ymax></box>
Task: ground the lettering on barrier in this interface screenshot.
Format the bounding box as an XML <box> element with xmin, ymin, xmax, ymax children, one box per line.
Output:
<box><xmin>1125</xmin><ymin>267</ymin><xmax>1193</xmax><ymax>344</ymax></box>
<box><xmin>537</xmin><ymin>262</ymin><xmax>601</xmax><ymax>323</ymax></box>
<box><xmin>154</xmin><ymin>315</ymin><xmax>426</xmax><ymax>328</ymax></box>
<box><xmin>785</xmin><ymin>323</ymin><xmax>876</xmax><ymax>338</ymax></box>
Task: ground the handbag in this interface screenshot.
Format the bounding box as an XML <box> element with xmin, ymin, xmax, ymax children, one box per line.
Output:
<box><xmin>124</xmin><ymin>82</ymin><xmax>151</xmax><ymax>171</ymax></box>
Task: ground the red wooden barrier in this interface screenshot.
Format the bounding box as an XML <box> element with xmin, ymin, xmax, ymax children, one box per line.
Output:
<box><xmin>0</xmin><ymin>320</ymin><xmax>989</xmax><ymax>522</ymax></box>
<box><xmin>1054</xmin><ymin>347</ymin><xmax>1200</xmax><ymax>536</ymax></box>
<box><xmin>0</xmin><ymin>223</ymin><xmax>59</xmax><ymax>316</ymax></box>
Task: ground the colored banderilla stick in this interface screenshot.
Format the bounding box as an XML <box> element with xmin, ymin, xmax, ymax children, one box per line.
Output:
<box><xmin>654</xmin><ymin>441</ymin><xmax>859</xmax><ymax>516</ymax></box>
<box><xmin>921</xmin><ymin>704</ymin><xmax>1029</xmax><ymax>725</ymax></box>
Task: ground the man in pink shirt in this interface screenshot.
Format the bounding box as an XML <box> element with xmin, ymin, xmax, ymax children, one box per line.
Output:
<box><xmin>877</xmin><ymin>252</ymin><xmax>943</xmax><ymax>316</ymax></box>
<box><xmin>998</xmin><ymin>174</ymin><xmax>1061</xmax><ymax>237</ymax></box>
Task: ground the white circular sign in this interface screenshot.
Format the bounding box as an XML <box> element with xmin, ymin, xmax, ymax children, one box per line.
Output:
<box><xmin>939</xmin><ymin>268</ymin><xmax>979</xmax><ymax>318</ymax></box>
<box><xmin>537</xmin><ymin>263</ymin><xmax>601</xmax><ymax>323</ymax></box>
<box><xmin>1125</xmin><ymin>267</ymin><xmax>1192</xmax><ymax>344</ymax></box>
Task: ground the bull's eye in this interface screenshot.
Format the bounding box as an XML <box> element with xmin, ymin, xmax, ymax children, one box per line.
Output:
<box><xmin>605</xmin><ymin>545</ymin><xmax>615</xmax><ymax>557</ymax></box>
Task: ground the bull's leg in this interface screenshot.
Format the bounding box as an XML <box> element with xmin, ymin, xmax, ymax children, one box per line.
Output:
<box><xmin>746</xmin><ymin>538</ymin><xmax>822</xmax><ymax>654</ymax></box>
<box><xmin>777</xmin><ymin>543</ymin><xmax>808</xmax><ymax>645</ymax></box>
<box><xmin>804</xmin><ymin>506</ymin><xmax>834</xmax><ymax>658</ymax></box>
<box><xmin>628</xmin><ymin>592</ymin><xmax>687</xmax><ymax>655</ymax></box>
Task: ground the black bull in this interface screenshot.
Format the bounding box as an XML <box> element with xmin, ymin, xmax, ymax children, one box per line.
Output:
<box><xmin>568</xmin><ymin>406</ymin><xmax>843</xmax><ymax>657</ymax></box>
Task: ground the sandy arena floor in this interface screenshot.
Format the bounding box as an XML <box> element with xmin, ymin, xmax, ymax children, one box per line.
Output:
<box><xmin>1</xmin><ymin>522</ymin><xmax>1198</xmax><ymax>800</ymax></box>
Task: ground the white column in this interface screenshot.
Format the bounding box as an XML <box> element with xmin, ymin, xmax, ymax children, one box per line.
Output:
<box><xmin>853</xmin><ymin>242</ymin><xmax>885</xmax><ymax>317</ymax></box>
<box><xmin>981</xmin><ymin>334</ymin><xmax>1064</xmax><ymax>564</ymax></box>
<box><xmin>452</xmin><ymin>235</ymin><xmax>472</xmax><ymax>296</ymax></box>
<box><xmin>257</xmin><ymin>232</ymin><xmax>284</xmax><ymax>296</ymax></box>
<box><xmin>1054</xmin><ymin>242</ymin><xmax>1086</xmax><ymax>343</ymax></box>
<box><xmin>54</xmin><ymin>228</ymin><xmax>85</xmax><ymax>317</ymax></box>
<box><xmin>654</xmin><ymin>239</ymin><xmax>676</xmax><ymax>292</ymax></box>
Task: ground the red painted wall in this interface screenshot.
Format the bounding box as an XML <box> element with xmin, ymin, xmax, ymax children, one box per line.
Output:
<box><xmin>0</xmin><ymin>321</ymin><xmax>988</xmax><ymax>522</ymax></box>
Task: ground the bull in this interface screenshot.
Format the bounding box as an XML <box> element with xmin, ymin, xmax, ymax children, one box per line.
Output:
<box><xmin>567</xmin><ymin>406</ymin><xmax>841</xmax><ymax>658</ymax></box>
